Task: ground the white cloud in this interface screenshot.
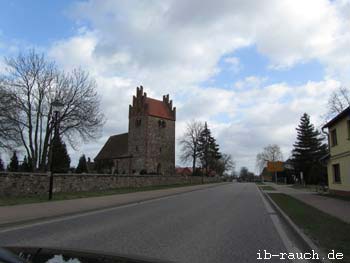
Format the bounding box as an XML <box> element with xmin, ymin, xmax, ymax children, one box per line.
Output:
<box><xmin>43</xmin><ymin>0</ymin><xmax>350</xmax><ymax>170</ymax></box>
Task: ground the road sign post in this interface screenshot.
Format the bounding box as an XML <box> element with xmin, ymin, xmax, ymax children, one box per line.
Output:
<box><xmin>275</xmin><ymin>171</ymin><xmax>277</xmax><ymax>184</ymax></box>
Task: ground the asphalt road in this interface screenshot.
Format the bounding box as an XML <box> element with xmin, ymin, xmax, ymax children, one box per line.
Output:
<box><xmin>0</xmin><ymin>183</ymin><xmax>290</xmax><ymax>263</ymax></box>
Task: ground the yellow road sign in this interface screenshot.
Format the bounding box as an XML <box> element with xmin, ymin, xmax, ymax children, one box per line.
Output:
<box><xmin>267</xmin><ymin>161</ymin><xmax>284</xmax><ymax>172</ymax></box>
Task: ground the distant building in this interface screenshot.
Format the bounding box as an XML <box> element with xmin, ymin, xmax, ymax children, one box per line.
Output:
<box><xmin>260</xmin><ymin>167</ymin><xmax>273</xmax><ymax>182</ymax></box>
<box><xmin>322</xmin><ymin>107</ymin><xmax>350</xmax><ymax>196</ymax></box>
<box><xmin>175</xmin><ymin>167</ymin><xmax>192</xmax><ymax>176</ymax></box>
<box><xmin>260</xmin><ymin>159</ymin><xmax>296</xmax><ymax>184</ymax></box>
<box><xmin>95</xmin><ymin>86</ymin><xmax>176</xmax><ymax>175</ymax></box>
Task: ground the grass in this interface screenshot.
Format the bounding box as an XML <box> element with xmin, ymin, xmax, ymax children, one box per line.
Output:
<box><xmin>0</xmin><ymin>183</ymin><xmax>208</xmax><ymax>206</ymax></box>
<box><xmin>259</xmin><ymin>185</ymin><xmax>276</xmax><ymax>191</ymax></box>
<box><xmin>255</xmin><ymin>182</ymin><xmax>265</xmax><ymax>185</ymax></box>
<box><xmin>269</xmin><ymin>193</ymin><xmax>350</xmax><ymax>262</ymax></box>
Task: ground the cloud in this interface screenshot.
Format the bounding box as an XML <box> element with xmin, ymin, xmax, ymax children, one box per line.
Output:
<box><xmin>214</xmin><ymin>79</ymin><xmax>340</xmax><ymax>170</ymax></box>
<box><xmin>43</xmin><ymin>0</ymin><xmax>350</xmax><ymax>170</ymax></box>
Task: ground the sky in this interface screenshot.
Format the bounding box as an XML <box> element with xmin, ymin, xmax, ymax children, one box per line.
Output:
<box><xmin>1</xmin><ymin>0</ymin><xmax>350</xmax><ymax>172</ymax></box>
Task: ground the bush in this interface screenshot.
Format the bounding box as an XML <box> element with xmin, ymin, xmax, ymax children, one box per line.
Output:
<box><xmin>193</xmin><ymin>168</ymin><xmax>203</xmax><ymax>177</ymax></box>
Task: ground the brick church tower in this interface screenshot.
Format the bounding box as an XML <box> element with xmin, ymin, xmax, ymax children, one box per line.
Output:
<box><xmin>128</xmin><ymin>86</ymin><xmax>176</xmax><ymax>175</ymax></box>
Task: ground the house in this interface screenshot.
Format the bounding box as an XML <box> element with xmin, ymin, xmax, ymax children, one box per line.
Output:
<box><xmin>175</xmin><ymin>167</ymin><xmax>218</xmax><ymax>177</ymax></box>
<box><xmin>322</xmin><ymin>106</ymin><xmax>350</xmax><ymax>196</ymax></box>
<box><xmin>95</xmin><ymin>86</ymin><xmax>176</xmax><ymax>175</ymax></box>
<box><xmin>260</xmin><ymin>167</ymin><xmax>273</xmax><ymax>182</ymax></box>
<box><xmin>259</xmin><ymin>159</ymin><xmax>296</xmax><ymax>184</ymax></box>
<box><xmin>175</xmin><ymin>167</ymin><xmax>192</xmax><ymax>176</ymax></box>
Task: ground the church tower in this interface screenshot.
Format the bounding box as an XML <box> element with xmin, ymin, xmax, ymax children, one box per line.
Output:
<box><xmin>128</xmin><ymin>86</ymin><xmax>176</xmax><ymax>175</ymax></box>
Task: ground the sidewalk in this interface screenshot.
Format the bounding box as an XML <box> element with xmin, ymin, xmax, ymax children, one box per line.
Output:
<box><xmin>266</xmin><ymin>182</ymin><xmax>350</xmax><ymax>224</ymax></box>
<box><xmin>0</xmin><ymin>183</ymin><xmax>227</xmax><ymax>227</ymax></box>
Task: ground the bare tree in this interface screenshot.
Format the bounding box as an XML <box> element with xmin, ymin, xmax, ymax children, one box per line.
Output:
<box><xmin>221</xmin><ymin>153</ymin><xmax>235</xmax><ymax>172</ymax></box>
<box><xmin>179</xmin><ymin>120</ymin><xmax>204</xmax><ymax>174</ymax></box>
<box><xmin>0</xmin><ymin>50</ymin><xmax>104</xmax><ymax>171</ymax></box>
<box><xmin>239</xmin><ymin>166</ymin><xmax>249</xmax><ymax>180</ymax></box>
<box><xmin>327</xmin><ymin>86</ymin><xmax>350</xmax><ymax>117</ymax></box>
<box><xmin>256</xmin><ymin>144</ymin><xmax>283</xmax><ymax>174</ymax></box>
<box><xmin>215</xmin><ymin>153</ymin><xmax>235</xmax><ymax>176</ymax></box>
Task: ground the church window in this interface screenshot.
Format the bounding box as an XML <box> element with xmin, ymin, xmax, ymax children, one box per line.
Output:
<box><xmin>135</xmin><ymin>119</ymin><xmax>141</xmax><ymax>127</ymax></box>
<box><xmin>158</xmin><ymin>119</ymin><xmax>166</xmax><ymax>128</ymax></box>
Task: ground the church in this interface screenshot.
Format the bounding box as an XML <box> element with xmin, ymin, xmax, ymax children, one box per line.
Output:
<box><xmin>94</xmin><ymin>86</ymin><xmax>176</xmax><ymax>175</ymax></box>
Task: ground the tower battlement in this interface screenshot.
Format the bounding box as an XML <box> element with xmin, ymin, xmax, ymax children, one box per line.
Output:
<box><xmin>129</xmin><ymin>86</ymin><xmax>176</xmax><ymax>120</ymax></box>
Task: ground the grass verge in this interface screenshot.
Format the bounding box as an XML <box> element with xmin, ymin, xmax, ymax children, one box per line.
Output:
<box><xmin>0</xmin><ymin>183</ymin><xmax>211</xmax><ymax>206</ymax></box>
<box><xmin>269</xmin><ymin>193</ymin><xmax>350</xmax><ymax>262</ymax></box>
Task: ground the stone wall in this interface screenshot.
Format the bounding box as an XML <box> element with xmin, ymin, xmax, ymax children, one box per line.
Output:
<box><xmin>0</xmin><ymin>172</ymin><xmax>221</xmax><ymax>197</ymax></box>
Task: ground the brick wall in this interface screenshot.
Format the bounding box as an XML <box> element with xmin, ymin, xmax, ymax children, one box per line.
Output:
<box><xmin>0</xmin><ymin>172</ymin><xmax>221</xmax><ymax>197</ymax></box>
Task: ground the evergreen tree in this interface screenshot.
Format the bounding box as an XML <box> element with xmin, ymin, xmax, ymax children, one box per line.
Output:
<box><xmin>198</xmin><ymin>122</ymin><xmax>222</xmax><ymax>175</ymax></box>
<box><xmin>9</xmin><ymin>151</ymin><xmax>19</xmax><ymax>172</ymax></box>
<box><xmin>292</xmin><ymin>113</ymin><xmax>328</xmax><ymax>184</ymax></box>
<box><xmin>0</xmin><ymin>156</ymin><xmax>4</xmax><ymax>171</ymax></box>
<box><xmin>20</xmin><ymin>156</ymin><xmax>32</xmax><ymax>172</ymax></box>
<box><xmin>51</xmin><ymin>134</ymin><xmax>71</xmax><ymax>173</ymax></box>
<box><xmin>76</xmin><ymin>154</ymin><xmax>88</xmax><ymax>174</ymax></box>
<box><xmin>208</xmin><ymin>136</ymin><xmax>222</xmax><ymax>174</ymax></box>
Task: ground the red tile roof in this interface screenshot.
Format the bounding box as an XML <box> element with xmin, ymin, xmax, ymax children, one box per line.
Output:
<box><xmin>175</xmin><ymin>167</ymin><xmax>193</xmax><ymax>175</ymax></box>
<box><xmin>145</xmin><ymin>98</ymin><xmax>175</xmax><ymax>121</ymax></box>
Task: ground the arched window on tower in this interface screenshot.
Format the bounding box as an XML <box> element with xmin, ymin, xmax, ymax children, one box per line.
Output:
<box><xmin>158</xmin><ymin>119</ymin><xmax>166</xmax><ymax>128</ymax></box>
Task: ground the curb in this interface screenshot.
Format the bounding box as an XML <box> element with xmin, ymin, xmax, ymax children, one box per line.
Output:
<box><xmin>0</xmin><ymin>182</ymin><xmax>229</xmax><ymax>229</ymax></box>
<box><xmin>262</xmin><ymin>190</ymin><xmax>330</xmax><ymax>263</ymax></box>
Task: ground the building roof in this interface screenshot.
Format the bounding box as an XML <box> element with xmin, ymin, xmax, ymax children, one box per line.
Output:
<box><xmin>145</xmin><ymin>97</ymin><xmax>175</xmax><ymax>121</ymax></box>
<box><xmin>323</xmin><ymin>106</ymin><xmax>350</xmax><ymax>129</ymax></box>
<box><xmin>175</xmin><ymin>167</ymin><xmax>193</xmax><ymax>175</ymax></box>
<box><xmin>94</xmin><ymin>133</ymin><xmax>129</xmax><ymax>161</ymax></box>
